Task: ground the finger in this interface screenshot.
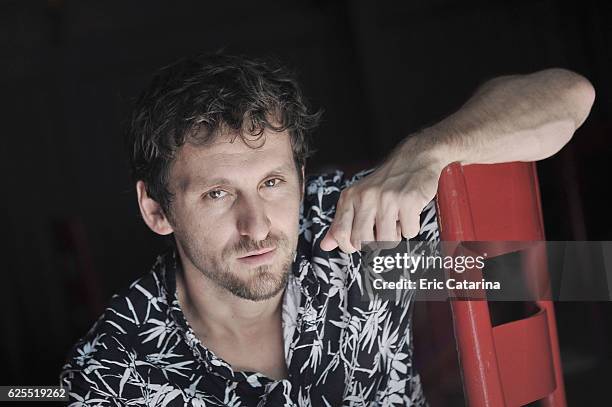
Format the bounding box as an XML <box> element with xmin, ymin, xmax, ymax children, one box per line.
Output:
<box><xmin>398</xmin><ymin>205</ymin><xmax>421</xmax><ymax>239</ymax></box>
<box><xmin>322</xmin><ymin>198</ymin><xmax>357</xmax><ymax>253</ymax></box>
<box><xmin>375</xmin><ymin>213</ymin><xmax>401</xmax><ymax>254</ymax></box>
<box><xmin>350</xmin><ymin>203</ymin><xmax>376</xmax><ymax>251</ymax></box>
<box><xmin>320</xmin><ymin>229</ymin><xmax>339</xmax><ymax>251</ymax></box>
<box><xmin>375</xmin><ymin>199</ymin><xmax>399</xmax><ymax>242</ymax></box>
<box><xmin>321</xmin><ymin>191</ymin><xmax>349</xmax><ymax>251</ymax></box>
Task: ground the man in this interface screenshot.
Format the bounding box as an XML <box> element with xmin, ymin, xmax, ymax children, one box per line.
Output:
<box><xmin>60</xmin><ymin>53</ymin><xmax>594</xmax><ymax>406</ymax></box>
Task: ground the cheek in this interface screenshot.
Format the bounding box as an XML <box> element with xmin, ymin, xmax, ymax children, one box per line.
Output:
<box><xmin>198</xmin><ymin>217</ymin><xmax>235</xmax><ymax>246</ymax></box>
<box><xmin>174</xmin><ymin>207</ymin><xmax>234</xmax><ymax>249</ymax></box>
<box><xmin>270</xmin><ymin>197</ymin><xmax>301</xmax><ymax>232</ymax></box>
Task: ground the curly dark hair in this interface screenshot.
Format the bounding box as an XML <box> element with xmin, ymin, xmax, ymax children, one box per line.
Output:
<box><xmin>126</xmin><ymin>53</ymin><xmax>322</xmax><ymax>215</ymax></box>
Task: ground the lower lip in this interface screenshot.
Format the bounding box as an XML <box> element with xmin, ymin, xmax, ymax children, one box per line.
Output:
<box><xmin>237</xmin><ymin>249</ymin><xmax>277</xmax><ymax>266</ymax></box>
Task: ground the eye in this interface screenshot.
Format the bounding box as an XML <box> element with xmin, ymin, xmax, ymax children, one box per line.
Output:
<box><xmin>206</xmin><ymin>189</ymin><xmax>228</xmax><ymax>200</ymax></box>
<box><xmin>263</xmin><ymin>178</ymin><xmax>283</xmax><ymax>188</ymax></box>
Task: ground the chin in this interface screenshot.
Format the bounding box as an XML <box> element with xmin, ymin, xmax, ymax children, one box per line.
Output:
<box><xmin>238</xmin><ymin>264</ymin><xmax>290</xmax><ymax>299</ymax></box>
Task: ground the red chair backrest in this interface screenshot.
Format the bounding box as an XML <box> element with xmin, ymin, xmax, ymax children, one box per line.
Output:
<box><xmin>436</xmin><ymin>161</ymin><xmax>567</xmax><ymax>407</ymax></box>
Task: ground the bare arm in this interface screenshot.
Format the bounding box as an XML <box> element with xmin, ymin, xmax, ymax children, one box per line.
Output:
<box><xmin>320</xmin><ymin>68</ymin><xmax>595</xmax><ymax>253</ymax></box>
<box><xmin>423</xmin><ymin>67</ymin><xmax>595</xmax><ymax>165</ymax></box>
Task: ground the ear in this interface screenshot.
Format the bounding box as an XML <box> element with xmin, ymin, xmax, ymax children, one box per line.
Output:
<box><xmin>300</xmin><ymin>165</ymin><xmax>306</xmax><ymax>201</ymax></box>
<box><xmin>136</xmin><ymin>180</ymin><xmax>174</xmax><ymax>235</ymax></box>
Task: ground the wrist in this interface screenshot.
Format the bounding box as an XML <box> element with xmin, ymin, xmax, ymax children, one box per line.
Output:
<box><xmin>398</xmin><ymin>127</ymin><xmax>459</xmax><ymax>173</ymax></box>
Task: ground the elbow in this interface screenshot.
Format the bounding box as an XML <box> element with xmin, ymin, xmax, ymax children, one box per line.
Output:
<box><xmin>572</xmin><ymin>73</ymin><xmax>596</xmax><ymax>128</ymax></box>
<box><xmin>549</xmin><ymin>68</ymin><xmax>596</xmax><ymax>129</ymax></box>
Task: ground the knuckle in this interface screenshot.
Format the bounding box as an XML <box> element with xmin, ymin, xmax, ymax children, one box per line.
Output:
<box><xmin>417</xmin><ymin>183</ymin><xmax>437</xmax><ymax>203</ymax></box>
<box><xmin>380</xmin><ymin>189</ymin><xmax>398</xmax><ymax>205</ymax></box>
<box><xmin>337</xmin><ymin>190</ymin><xmax>349</xmax><ymax>206</ymax></box>
<box><xmin>360</xmin><ymin>187</ymin><xmax>379</xmax><ymax>203</ymax></box>
<box><xmin>399</xmin><ymin>214</ymin><xmax>420</xmax><ymax>238</ymax></box>
<box><xmin>339</xmin><ymin>241</ymin><xmax>356</xmax><ymax>253</ymax></box>
<box><xmin>334</xmin><ymin>228</ymin><xmax>351</xmax><ymax>244</ymax></box>
<box><xmin>376</xmin><ymin>229</ymin><xmax>394</xmax><ymax>242</ymax></box>
<box><xmin>404</xmin><ymin>192</ymin><xmax>427</xmax><ymax>213</ymax></box>
<box><xmin>340</xmin><ymin>187</ymin><xmax>354</xmax><ymax>200</ymax></box>
<box><xmin>386</xmin><ymin>233</ymin><xmax>398</xmax><ymax>242</ymax></box>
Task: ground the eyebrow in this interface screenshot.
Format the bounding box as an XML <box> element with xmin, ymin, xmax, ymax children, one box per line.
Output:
<box><xmin>181</xmin><ymin>163</ymin><xmax>296</xmax><ymax>192</ymax></box>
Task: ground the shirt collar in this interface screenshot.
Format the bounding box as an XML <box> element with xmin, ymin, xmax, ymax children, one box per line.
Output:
<box><xmin>158</xmin><ymin>247</ymin><xmax>311</xmax><ymax>385</ymax></box>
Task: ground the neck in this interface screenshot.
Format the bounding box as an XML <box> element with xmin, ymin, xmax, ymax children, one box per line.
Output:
<box><xmin>175</xmin><ymin>256</ymin><xmax>286</xmax><ymax>341</ymax></box>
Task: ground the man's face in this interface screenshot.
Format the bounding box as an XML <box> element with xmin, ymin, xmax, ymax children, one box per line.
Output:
<box><xmin>167</xmin><ymin>130</ymin><xmax>303</xmax><ymax>301</ymax></box>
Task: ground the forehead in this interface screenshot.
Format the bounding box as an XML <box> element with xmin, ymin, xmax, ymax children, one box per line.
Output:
<box><xmin>170</xmin><ymin>129</ymin><xmax>296</xmax><ymax>190</ymax></box>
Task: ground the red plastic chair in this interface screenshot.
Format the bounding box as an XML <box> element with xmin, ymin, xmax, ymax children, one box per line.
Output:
<box><xmin>435</xmin><ymin>161</ymin><xmax>567</xmax><ymax>406</ymax></box>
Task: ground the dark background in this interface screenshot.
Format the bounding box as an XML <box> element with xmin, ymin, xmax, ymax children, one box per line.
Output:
<box><xmin>1</xmin><ymin>0</ymin><xmax>610</xmax><ymax>405</ymax></box>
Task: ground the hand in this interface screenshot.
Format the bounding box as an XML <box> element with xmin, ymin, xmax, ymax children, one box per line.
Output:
<box><xmin>320</xmin><ymin>135</ymin><xmax>448</xmax><ymax>253</ymax></box>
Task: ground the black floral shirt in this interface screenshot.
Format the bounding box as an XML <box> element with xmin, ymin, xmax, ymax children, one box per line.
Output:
<box><xmin>61</xmin><ymin>169</ymin><xmax>440</xmax><ymax>406</ymax></box>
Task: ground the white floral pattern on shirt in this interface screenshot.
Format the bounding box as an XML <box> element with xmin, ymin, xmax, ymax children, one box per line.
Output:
<box><xmin>61</xmin><ymin>168</ymin><xmax>439</xmax><ymax>406</ymax></box>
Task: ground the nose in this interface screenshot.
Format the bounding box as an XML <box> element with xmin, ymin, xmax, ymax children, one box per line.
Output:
<box><xmin>236</xmin><ymin>193</ymin><xmax>272</xmax><ymax>242</ymax></box>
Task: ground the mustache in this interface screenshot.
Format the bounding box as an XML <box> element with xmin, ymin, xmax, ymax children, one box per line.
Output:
<box><xmin>225</xmin><ymin>234</ymin><xmax>286</xmax><ymax>258</ymax></box>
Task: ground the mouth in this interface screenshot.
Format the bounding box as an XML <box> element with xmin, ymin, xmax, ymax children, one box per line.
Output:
<box><xmin>237</xmin><ymin>247</ymin><xmax>277</xmax><ymax>266</ymax></box>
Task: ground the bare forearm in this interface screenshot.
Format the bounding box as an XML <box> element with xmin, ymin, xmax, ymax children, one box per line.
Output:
<box><xmin>409</xmin><ymin>68</ymin><xmax>595</xmax><ymax>167</ymax></box>
<box><xmin>321</xmin><ymin>69</ymin><xmax>596</xmax><ymax>250</ymax></box>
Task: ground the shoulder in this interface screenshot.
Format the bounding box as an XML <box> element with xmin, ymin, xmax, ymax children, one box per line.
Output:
<box><xmin>304</xmin><ymin>168</ymin><xmax>376</xmax><ymax>201</ymax></box>
<box><xmin>298</xmin><ymin>168</ymin><xmax>375</xmax><ymax>245</ymax></box>
<box><xmin>92</xmin><ymin>254</ymin><xmax>172</xmax><ymax>340</ymax></box>
<box><xmin>302</xmin><ymin>168</ymin><xmax>376</xmax><ymax>218</ymax></box>
<box><xmin>60</xmin><ymin>253</ymin><xmax>175</xmax><ymax>400</ymax></box>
